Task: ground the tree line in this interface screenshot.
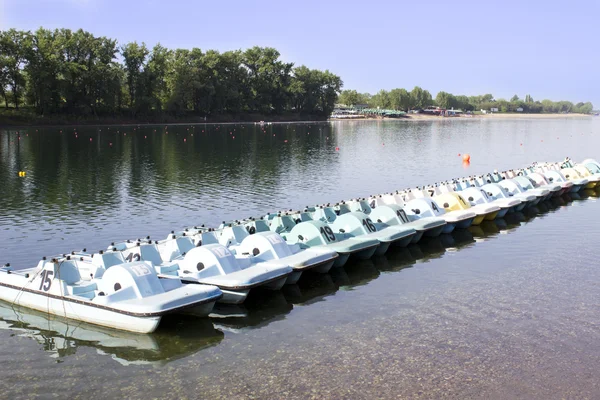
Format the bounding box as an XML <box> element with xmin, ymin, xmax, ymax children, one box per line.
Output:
<box><xmin>0</xmin><ymin>28</ymin><xmax>342</xmax><ymax>118</ymax></box>
<box><xmin>338</xmin><ymin>89</ymin><xmax>594</xmax><ymax>114</ymax></box>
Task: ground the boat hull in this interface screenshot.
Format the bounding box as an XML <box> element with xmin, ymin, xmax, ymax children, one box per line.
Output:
<box><xmin>441</xmin><ymin>222</ymin><xmax>457</xmax><ymax>234</ymax></box>
<box><xmin>570</xmin><ymin>184</ymin><xmax>584</xmax><ymax>193</ymax></box>
<box><xmin>410</xmin><ymin>231</ymin><xmax>425</xmax><ymax>243</ymax></box>
<box><xmin>471</xmin><ymin>215</ymin><xmax>486</xmax><ymax>225</ymax></box>
<box><xmin>285</xmin><ymin>271</ymin><xmax>303</xmax><ymax>285</ymax></box>
<box><xmin>422</xmin><ymin>224</ymin><xmax>445</xmax><ymax>238</ymax></box>
<box><xmin>353</xmin><ymin>246</ymin><xmax>378</xmax><ymax>260</ymax></box>
<box><xmin>218</xmin><ymin>289</ymin><xmax>250</xmax><ymax>304</ymax></box>
<box><xmin>483</xmin><ymin>210</ymin><xmax>500</xmax><ymax>221</ymax></box>
<box><xmin>0</xmin><ymin>283</ymin><xmax>161</xmax><ymax>333</ymax></box>
<box><xmin>333</xmin><ymin>253</ymin><xmax>351</xmax><ymax>267</ymax></box>
<box><xmin>496</xmin><ymin>208</ymin><xmax>509</xmax><ymax>219</ymax></box>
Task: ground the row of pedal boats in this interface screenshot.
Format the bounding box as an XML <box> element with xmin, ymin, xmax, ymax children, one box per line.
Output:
<box><xmin>1</xmin><ymin>157</ymin><xmax>598</xmax><ymax>333</ymax></box>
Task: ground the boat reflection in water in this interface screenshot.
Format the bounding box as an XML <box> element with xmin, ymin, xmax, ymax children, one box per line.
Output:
<box><xmin>210</xmin><ymin>289</ymin><xmax>293</xmax><ymax>333</ymax></box>
<box><xmin>0</xmin><ymin>301</ymin><xmax>224</xmax><ymax>366</ymax></box>
<box><xmin>282</xmin><ymin>272</ymin><xmax>338</xmax><ymax>306</ymax></box>
<box><xmin>0</xmin><ymin>192</ymin><xmax>589</xmax><ymax>363</ymax></box>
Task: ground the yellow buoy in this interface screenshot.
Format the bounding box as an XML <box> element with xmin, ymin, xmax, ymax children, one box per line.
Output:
<box><xmin>18</xmin><ymin>171</ymin><xmax>26</xmax><ymax>177</ymax></box>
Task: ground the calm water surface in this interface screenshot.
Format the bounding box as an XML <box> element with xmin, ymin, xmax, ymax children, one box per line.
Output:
<box><xmin>1</xmin><ymin>118</ymin><xmax>600</xmax><ymax>399</ymax></box>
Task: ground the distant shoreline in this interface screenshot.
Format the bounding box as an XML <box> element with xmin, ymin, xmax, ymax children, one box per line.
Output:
<box><xmin>0</xmin><ymin>111</ymin><xmax>593</xmax><ymax>129</ymax></box>
<box><xmin>329</xmin><ymin>113</ymin><xmax>593</xmax><ymax>121</ymax></box>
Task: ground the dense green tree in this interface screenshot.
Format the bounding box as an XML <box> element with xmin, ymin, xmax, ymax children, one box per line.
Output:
<box><xmin>243</xmin><ymin>46</ymin><xmax>294</xmax><ymax>114</ymax></box>
<box><xmin>23</xmin><ymin>28</ymin><xmax>60</xmax><ymax>114</ymax></box>
<box><xmin>0</xmin><ymin>29</ymin><xmax>28</xmax><ymax>109</ymax></box>
<box><xmin>510</xmin><ymin>94</ymin><xmax>520</xmax><ymax>102</ymax></box>
<box><xmin>410</xmin><ymin>86</ymin><xmax>432</xmax><ymax>109</ymax></box>
<box><xmin>455</xmin><ymin>95</ymin><xmax>472</xmax><ymax>111</ymax></box>
<box><xmin>577</xmin><ymin>102</ymin><xmax>594</xmax><ymax>113</ymax></box>
<box><xmin>122</xmin><ymin>41</ymin><xmax>149</xmax><ymax>113</ymax></box>
<box><xmin>389</xmin><ymin>88</ymin><xmax>412</xmax><ymax>111</ymax></box>
<box><xmin>370</xmin><ymin>89</ymin><xmax>391</xmax><ymax>109</ymax></box>
<box><xmin>289</xmin><ymin>66</ymin><xmax>341</xmax><ymax>115</ymax></box>
<box><xmin>338</xmin><ymin>89</ymin><xmax>371</xmax><ymax>106</ymax></box>
<box><xmin>0</xmin><ymin>50</ymin><xmax>11</xmax><ymax>108</ymax></box>
<box><xmin>145</xmin><ymin>44</ymin><xmax>172</xmax><ymax>112</ymax></box>
<box><xmin>435</xmin><ymin>91</ymin><xmax>456</xmax><ymax>109</ymax></box>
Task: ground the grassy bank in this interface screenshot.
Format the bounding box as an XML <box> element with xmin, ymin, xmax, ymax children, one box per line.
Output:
<box><xmin>0</xmin><ymin>108</ymin><xmax>329</xmax><ymax>128</ymax></box>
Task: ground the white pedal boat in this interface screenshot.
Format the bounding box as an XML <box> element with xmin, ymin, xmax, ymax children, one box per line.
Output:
<box><xmin>389</xmin><ymin>189</ymin><xmax>476</xmax><ymax>233</ymax></box>
<box><xmin>362</xmin><ymin>197</ymin><xmax>447</xmax><ymax>242</ymax></box>
<box><xmin>502</xmin><ymin>171</ymin><xmax>555</xmax><ymax>200</ymax></box>
<box><xmin>531</xmin><ymin>164</ymin><xmax>585</xmax><ymax>193</ymax></box>
<box><xmin>559</xmin><ymin>159</ymin><xmax>600</xmax><ymax>189</ymax></box>
<box><xmin>0</xmin><ymin>255</ymin><xmax>222</xmax><ymax>333</ymax></box>
<box><xmin>526</xmin><ymin>171</ymin><xmax>572</xmax><ymax>195</ymax></box>
<box><xmin>309</xmin><ymin>205</ymin><xmax>416</xmax><ymax>255</ymax></box>
<box><xmin>260</xmin><ymin>211</ymin><xmax>380</xmax><ymax>267</ymax></box>
<box><xmin>338</xmin><ymin>198</ymin><xmax>446</xmax><ymax>243</ymax></box>
<box><xmin>431</xmin><ymin>181</ymin><xmax>513</xmax><ymax>219</ymax></box>
<box><xmin>451</xmin><ymin>181</ymin><xmax>521</xmax><ymax>218</ymax></box>
<box><xmin>175</xmin><ymin>225</ymin><xmax>338</xmax><ymax>284</ymax></box>
<box><xmin>479</xmin><ymin>183</ymin><xmax>530</xmax><ymax>211</ymax></box>
<box><xmin>506</xmin><ymin>170</ymin><xmax>563</xmax><ymax>198</ymax></box>
<box><xmin>108</xmin><ymin>239</ymin><xmax>291</xmax><ymax>305</ymax></box>
<box><xmin>498</xmin><ymin>178</ymin><xmax>548</xmax><ymax>205</ymax></box>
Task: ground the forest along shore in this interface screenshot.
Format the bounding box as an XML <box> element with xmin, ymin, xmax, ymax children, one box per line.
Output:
<box><xmin>0</xmin><ymin>28</ymin><xmax>342</xmax><ymax>128</ymax></box>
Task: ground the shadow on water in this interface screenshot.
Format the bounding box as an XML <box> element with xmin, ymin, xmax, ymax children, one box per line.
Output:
<box><xmin>228</xmin><ymin>194</ymin><xmax>585</xmax><ymax>331</ymax></box>
<box><xmin>0</xmin><ymin>300</ymin><xmax>224</xmax><ymax>366</ymax></box>
<box><xmin>282</xmin><ymin>272</ymin><xmax>338</xmax><ymax>305</ymax></box>
<box><xmin>210</xmin><ymin>289</ymin><xmax>293</xmax><ymax>333</ymax></box>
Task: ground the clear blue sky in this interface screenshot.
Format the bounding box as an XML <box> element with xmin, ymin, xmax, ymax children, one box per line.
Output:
<box><xmin>2</xmin><ymin>0</ymin><xmax>599</xmax><ymax>107</ymax></box>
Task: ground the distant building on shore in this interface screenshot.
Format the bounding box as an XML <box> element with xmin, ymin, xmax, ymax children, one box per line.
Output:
<box><xmin>444</xmin><ymin>109</ymin><xmax>463</xmax><ymax>117</ymax></box>
<box><xmin>516</xmin><ymin>107</ymin><xmax>524</xmax><ymax>112</ymax></box>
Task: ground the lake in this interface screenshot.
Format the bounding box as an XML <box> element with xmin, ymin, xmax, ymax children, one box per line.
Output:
<box><xmin>1</xmin><ymin>117</ymin><xmax>599</xmax><ymax>399</ymax></box>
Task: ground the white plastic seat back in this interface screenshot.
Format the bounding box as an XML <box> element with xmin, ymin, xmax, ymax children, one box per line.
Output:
<box><xmin>57</xmin><ymin>261</ymin><xmax>82</xmax><ymax>284</ymax></box>
<box><xmin>312</xmin><ymin>207</ymin><xmax>337</xmax><ymax>223</ymax></box>
<box><xmin>411</xmin><ymin>189</ymin><xmax>426</xmax><ymax>198</ymax></box>
<box><xmin>95</xmin><ymin>252</ymin><xmax>125</xmax><ymax>268</ymax></box>
<box><xmin>219</xmin><ymin>226</ymin><xmax>249</xmax><ymax>247</ymax></box>
<box><xmin>139</xmin><ymin>245</ymin><xmax>164</xmax><ymax>266</ymax></box>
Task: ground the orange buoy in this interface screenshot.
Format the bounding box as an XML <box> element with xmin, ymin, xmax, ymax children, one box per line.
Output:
<box><xmin>458</xmin><ymin>153</ymin><xmax>461</xmax><ymax>157</ymax></box>
<box><xmin>335</xmin><ymin>147</ymin><xmax>340</xmax><ymax>151</ymax></box>
<box><xmin>462</xmin><ymin>154</ymin><xmax>470</xmax><ymax>162</ymax></box>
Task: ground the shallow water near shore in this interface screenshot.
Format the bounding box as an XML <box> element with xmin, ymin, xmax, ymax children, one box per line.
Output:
<box><xmin>1</xmin><ymin>117</ymin><xmax>600</xmax><ymax>398</ymax></box>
